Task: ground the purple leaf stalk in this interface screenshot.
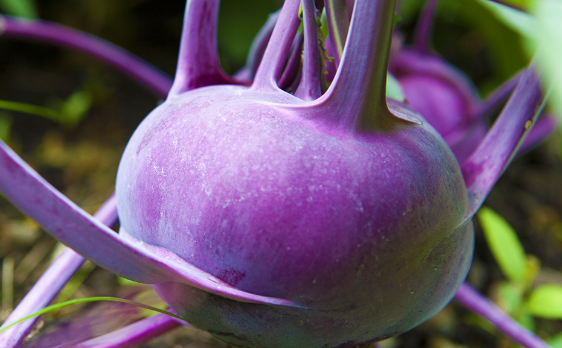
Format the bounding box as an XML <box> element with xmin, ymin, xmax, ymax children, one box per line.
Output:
<box><xmin>388</xmin><ymin>0</ymin><xmax>556</xmax><ymax>163</ymax></box>
<box><xmin>0</xmin><ymin>0</ymin><xmax>553</xmax><ymax>347</ymax></box>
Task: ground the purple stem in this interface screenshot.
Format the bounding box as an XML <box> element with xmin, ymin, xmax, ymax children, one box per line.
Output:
<box><xmin>252</xmin><ymin>0</ymin><xmax>301</xmax><ymax>92</ymax></box>
<box><xmin>455</xmin><ymin>283</ymin><xmax>550</xmax><ymax>348</ymax></box>
<box><xmin>413</xmin><ymin>0</ymin><xmax>439</xmax><ymax>54</ymax></box>
<box><xmin>519</xmin><ymin>113</ymin><xmax>557</xmax><ymax>153</ymax></box>
<box><xmin>476</xmin><ymin>73</ymin><xmax>520</xmax><ymax>121</ymax></box>
<box><xmin>0</xmin><ymin>140</ymin><xmax>301</xmax><ymax>308</ymax></box>
<box><xmin>277</xmin><ymin>33</ymin><xmax>304</xmax><ymax>91</ymax></box>
<box><xmin>461</xmin><ymin>63</ymin><xmax>546</xmax><ymax>218</ymax></box>
<box><xmin>296</xmin><ymin>0</ymin><xmax>402</xmax><ymax>132</ymax></box>
<box><xmin>0</xmin><ymin>15</ymin><xmax>171</xmax><ymax>99</ymax></box>
<box><xmin>0</xmin><ymin>196</ymin><xmax>118</xmax><ymax>348</ymax></box>
<box><xmin>168</xmin><ymin>0</ymin><xmax>238</xmax><ymax>98</ymax></box>
<box><xmin>72</xmin><ymin>314</ymin><xmax>186</xmax><ymax>348</ymax></box>
<box><xmin>325</xmin><ymin>0</ymin><xmax>350</xmax><ymax>66</ymax></box>
<box><xmin>295</xmin><ymin>0</ymin><xmax>323</xmax><ymax>101</ymax></box>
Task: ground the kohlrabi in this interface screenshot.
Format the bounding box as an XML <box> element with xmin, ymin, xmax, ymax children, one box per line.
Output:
<box><xmin>0</xmin><ymin>0</ymin><xmax>550</xmax><ymax>347</ymax></box>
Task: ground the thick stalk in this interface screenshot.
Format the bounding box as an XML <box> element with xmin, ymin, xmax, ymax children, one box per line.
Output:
<box><xmin>295</xmin><ymin>0</ymin><xmax>323</xmax><ymax>101</ymax></box>
<box><xmin>168</xmin><ymin>0</ymin><xmax>237</xmax><ymax>97</ymax></box>
<box><xmin>278</xmin><ymin>33</ymin><xmax>304</xmax><ymax>90</ymax></box>
<box><xmin>0</xmin><ymin>15</ymin><xmax>171</xmax><ymax>99</ymax></box>
<box><xmin>291</xmin><ymin>0</ymin><xmax>404</xmax><ymax>132</ymax></box>
<box><xmin>0</xmin><ymin>196</ymin><xmax>117</xmax><ymax>348</ymax></box>
<box><xmin>413</xmin><ymin>0</ymin><xmax>438</xmax><ymax>53</ymax></box>
<box><xmin>325</xmin><ymin>0</ymin><xmax>349</xmax><ymax>66</ymax></box>
<box><xmin>461</xmin><ymin>62</ymin><xmax>546</xmax><ymax>218</ymax></box>
<box><xmin>455</xmin><ymin>283</ymin><xmax>550</xmax><ymax>348</ymax></box>
<box><xmin>252</xmin><ymin>0</ymin><xmax>301</xmax><ymax>92</ymax></box>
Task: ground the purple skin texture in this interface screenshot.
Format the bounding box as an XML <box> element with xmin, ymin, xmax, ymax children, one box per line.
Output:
<box><xmin>116</xmin><ymin>0</ymin><xmax>473</xmax><ymax>346</ymax></box>
<box><xmin>0</xmin><ymin>0</ymin><xmax>551</xmax><ymax>347</ymax></box>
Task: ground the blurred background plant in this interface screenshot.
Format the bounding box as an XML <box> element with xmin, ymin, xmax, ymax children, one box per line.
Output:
<box><xmin>1</xmin><ymin>0</ymin><xmax>562</xmax><ymax>347</ymax></box>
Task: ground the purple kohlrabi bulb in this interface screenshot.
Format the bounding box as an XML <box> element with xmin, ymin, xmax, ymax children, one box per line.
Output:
<box><xmin>115</xmin><ymin>0</ymin><xmax>473</xmax><ymax>347</ymax></box>
<box><xmin>0</xmin><ymin>0</ymin><xmax>547</xmax><ymax>347</ymax></box>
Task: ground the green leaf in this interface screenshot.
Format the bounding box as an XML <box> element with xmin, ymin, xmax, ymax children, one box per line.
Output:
<box><xmin>0</xmin><ymin>0</ymin><xmax>37</xmax><ymax>19</ymax></box>
<box><xmin>477</xmin><ymin>0</ymin><xmax>537</xmax><ymax>38</ymax></box>
<box><xmin>0</xmin><ymin>296</ymin><xmax>188</xmax><ymax>334</ymax></box>
<box><xmin>477</xmin><ymin>206</ymin><xmax>527</xmax><ymax>283</ymax></box>
<box><xmin>57</xmin><ymin>90</ymin><xmax>92</xmax><ymax>128</ymax></box>
<box><xmin>527</xmin><ymin>284</ymin><xmax>562</xmax><ymax>319</ymax></box>
<box><xmin>487</xmin><ymin>0</ymin><xmax>536</xmax><ymax>11</ymax></box>
<box><xmin>386</xmin><ymin>73</ymin><xmax>405</xmax><ymax>101</ymax></box>
<box><xmin>532</xmin><ymin>0</ymin><xmax>562</xmax><ymax>120</ymax></box>
<box><xmin>497</xmin><ymin>281</ymin><xmax>523</xmax><ymax>314</ymax></box>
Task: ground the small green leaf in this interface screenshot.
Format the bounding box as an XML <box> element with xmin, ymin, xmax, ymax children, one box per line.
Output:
<box><xmin>0</xmin><ymin>296</ymin><xmax>187</xmax><ymax>334</ymax></box>
<box><xmin>57</xmin><ymin>90</ymin><xmax>92</xmax><ymax>128</ymax></box>
<box><xmin>477</xmin><ymin>206</ymin><xmax>527</xmax><ymax>283</ymax></box>
<box><xmin>0</xmin><ymin>0</ymin><xmax>37</xmax><ymax>19</ymax></box>
<box><xmin>498</xmin><ymin>281</ymin><xmax>523</xmax><ymax>314</ymax></box>
<box><xmin>527</xmin><ymin>284</ymin><xmax>562</xmax><ymax>319</ymax></box>
<box><xmin>532</xmin><ymin>0</ymin><xmax>562</xmax><ymax>120</ymax></box>
<box><xmin>386</xmin><ymin>73</ymin><xmax>405</xmax><ymax>101</ymax></box>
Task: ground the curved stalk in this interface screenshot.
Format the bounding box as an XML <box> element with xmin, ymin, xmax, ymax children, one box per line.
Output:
<box><xmin>325</xmin><ymin>0</ymin><xmax>350</xmax><ymax>66</ymax></box>
<box><xmin>413</xmin><ymin>0</ymin><xmax>438</xmax><ymax>54</ymax></box>
<box><xmin>252</xmin><ymin>0</ymin><xmax>301</xmax><ymax>92</ymax></box>
<box><xmin>168</xmin><ymin>0</ymin><xmax>238</xmax><ymax>98</ymax></box>
<box><xmin>461</xmin><ymin>62</ymin><xmax>547</xmax><ymax>218</ymax></box>
<box><xmin>288</xmin><ymin>0</ymin><xmax>411</xmax><ymax>132</ymax></box>
<box><xmin>0</xmin><ymin>15</ymin><xmax>171</xmax><ymax>99</ymax></box>
<box><xmin>278</xmin><ymin>33</ymin><xmax>304</xmax><ymax>91</ymax></box>
<box><xmin>0</xmin><ymin>140</ymin><xmax>302</xmax><ymax>308</ymax></box>
<box><xmin>72</xmin><ymin>313</ymin><xmax>186</xmax><ymax>348</ymax></box>
<box><xmin>0</xmin><ymin>196</ymin><xmax>117</xmax><ymax>348</ymax></box>
<box><xmin>295</xmin><ymin>0</ymin><xmax>323</xmax><ymax>101</ymax></box>
<box><xmin>455</xmin><ymin>283</ymin><xmax>550</xmax><ymax>348</ymax></box>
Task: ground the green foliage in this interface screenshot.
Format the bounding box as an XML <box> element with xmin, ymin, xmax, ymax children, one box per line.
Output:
<box><xmin>527</xmin><ymin>284</ymin><xmax>562</xmax><ymax>319</ymax></box>
<box><xmin>0</xmin><ymin>112</ymin><xmax>12</xmax><ymax>142</ymax></box>
<box><xmin>0</xmin><ymin>0</ymin><xmax>37</xmax><ymax>19</ymax></box>
<box><xmin>476</xmin><ymin>0</ymin><xmax>536</xmax><ymax>39</ymax></box>
<box><xmin>532</xmin><ymin>0</ymin><xmax>562</xmax><ymax>120</ymax></box>
<box><xmin>477</xmin><ymin>206</ymin><xmax>527</xmax><ymax>283</ymax></box>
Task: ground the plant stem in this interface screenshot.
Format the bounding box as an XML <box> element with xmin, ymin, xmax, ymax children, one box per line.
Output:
<box><xmin>455</xmin><ymin>283</ymin><xmax>550</xmax><ymax>348</ymax></box>
<box><xmin>252</xmin><ymin>0</ymin><xmax>301</xmax><ymax>92</ymax></box>
<box><xmin>0</xmin><ymin>196</ymin><xmax>117</xmax><ymax>348</ymax></box>
<box><xmin>413</xmin><ymin>0</ymin><xmax>438</xmax><ymax>54</ymax></box>
<box><xmin>325</xmin><ymin>0</ymin><xmax>349</xmax><ymax>66</ymax></box>
<box><xmin>72</xmin><ymin>313</ymin><xmax>186</xmax><ymax>348</ymax></box>
<box><xmin>168</xmin><ymin>0</ymin><xmax>238</xmax><ymax>98</ymax></box>
<box><xmin>295</xmin><ymin>0</ymin><xmax>323</xmax><ymax>101</ymax></box>
<box><xmin>461</xmin><ymin>62</ymin><xmax>546</xmax><ymax>218</ymax></box>
<box><xmin>0</xmin><ymin>15</ymin><xmax>171</xmax><ymax>99</ymax></box>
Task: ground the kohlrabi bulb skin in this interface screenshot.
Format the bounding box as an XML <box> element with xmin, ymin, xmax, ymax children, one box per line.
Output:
<box><xmin>115</xmin><ymin>85</ymin><xmax>473</xmax><ymax>348</ymax></box>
